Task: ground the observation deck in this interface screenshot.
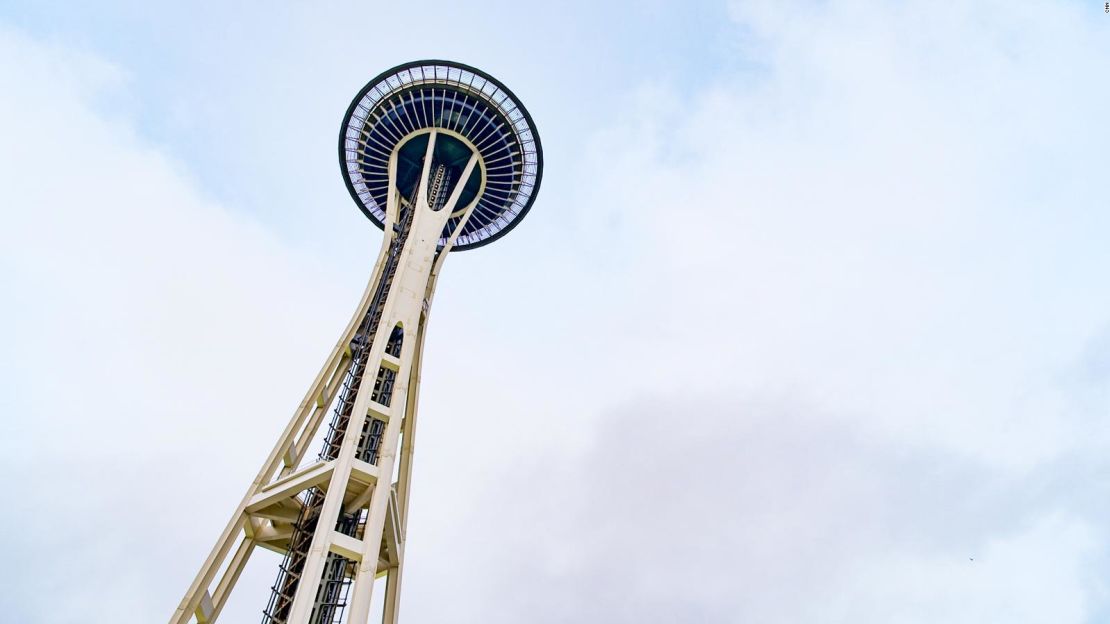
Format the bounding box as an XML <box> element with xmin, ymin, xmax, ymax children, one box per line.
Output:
<box><xmin>340</xmin><ymin>60</ymin><xmax>543</xmax><ymax>251</ymax></box>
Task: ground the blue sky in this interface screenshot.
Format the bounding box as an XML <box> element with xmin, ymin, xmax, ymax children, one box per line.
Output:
<box><xmin>2</xmin><ymin>1</ymin><xmax>1110</xmax><ymax>622</ymax></box>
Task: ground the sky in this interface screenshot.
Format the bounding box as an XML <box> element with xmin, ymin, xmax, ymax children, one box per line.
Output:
<box><xmin>1</xmin><ymin>1</ymin><xmax>1109</xmax><ymax>622</ymax></box>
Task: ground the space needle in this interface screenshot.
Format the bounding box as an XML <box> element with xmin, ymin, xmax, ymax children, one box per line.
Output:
<box><xmin>170</xmin><ymin>60</ymin><xmax>542</xmax><ymax>624</ymax></box>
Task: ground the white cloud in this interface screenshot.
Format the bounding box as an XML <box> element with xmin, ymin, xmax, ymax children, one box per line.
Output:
<box><xmin>406</xmin><ymin>1</ymin><xmax>1110</xmax><ymax>621</ymax></box>
<box><xmin>567</xmin><ymin>0</ymin><xmax>1110</xmax><ymax>469</ymax></box>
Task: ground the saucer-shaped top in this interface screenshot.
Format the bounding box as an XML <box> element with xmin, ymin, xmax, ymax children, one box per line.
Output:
<box><xmin>340</xmin><ymin>60</ymin><xmax>543</xmax><ymax>251</ymax></box>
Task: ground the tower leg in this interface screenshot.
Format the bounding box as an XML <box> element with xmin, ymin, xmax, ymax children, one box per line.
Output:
<box><xmin>204</xmin><ymin>537</ymin><xmax>255</xmax><ymax>622</ymax></box>
<box><xmin>284</xmin><ymin>405</ymin><xmax>375</xmax><ymax>622</ymax></box>
<box><xmin>171</xmin><ymin>515</ymin><xmax>247</xmax><ymax>624</ymax></box>
<box><xmin>343</xmin><ymin>397</ymin><xmax>407</xmax><ymax>622</ymax></box>
<box><xmin>382</xmin><ymin>565</ymin><xmax>404</xmax><ymax>624</ymax></box>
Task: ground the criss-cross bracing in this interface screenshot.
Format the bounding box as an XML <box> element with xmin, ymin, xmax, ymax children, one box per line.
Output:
<box><xmin>170</xmin><ymin>61</ymin><xmax>542</xmax><ymax>624</ymax></box>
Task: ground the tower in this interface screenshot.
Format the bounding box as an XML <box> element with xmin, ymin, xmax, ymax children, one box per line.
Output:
<box><xmin>170</xmin><ymin>60</ymin><xmax>542</xmax><ymax>624</ymax></box>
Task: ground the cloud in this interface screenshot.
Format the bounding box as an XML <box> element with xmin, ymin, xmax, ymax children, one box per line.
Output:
<box><xmin>393</xmin><ymin>2</ymin><xmax>1110</xmax><ymax>622</ymax></box>
<box><xmin>451</xmin><ymin>396</ymin><xmax>1102</xmax><ymax>624</ymax></box>
<box><xmin>566</xmin><ymin>0</ymin><xmax>1110</xmax><ymax>469</ymax></box>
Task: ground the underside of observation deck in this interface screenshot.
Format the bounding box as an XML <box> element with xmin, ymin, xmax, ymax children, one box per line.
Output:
<box><xmin>340</xmin><ymin>60</ymin><xmax>543</xmax><ymax>251</ymax></box>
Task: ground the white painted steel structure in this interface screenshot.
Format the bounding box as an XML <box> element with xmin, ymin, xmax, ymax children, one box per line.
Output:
<box><xmin>170</xmin><ymin>61</ymin><xmax>542</xmax><ymax>624</ymax></box>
